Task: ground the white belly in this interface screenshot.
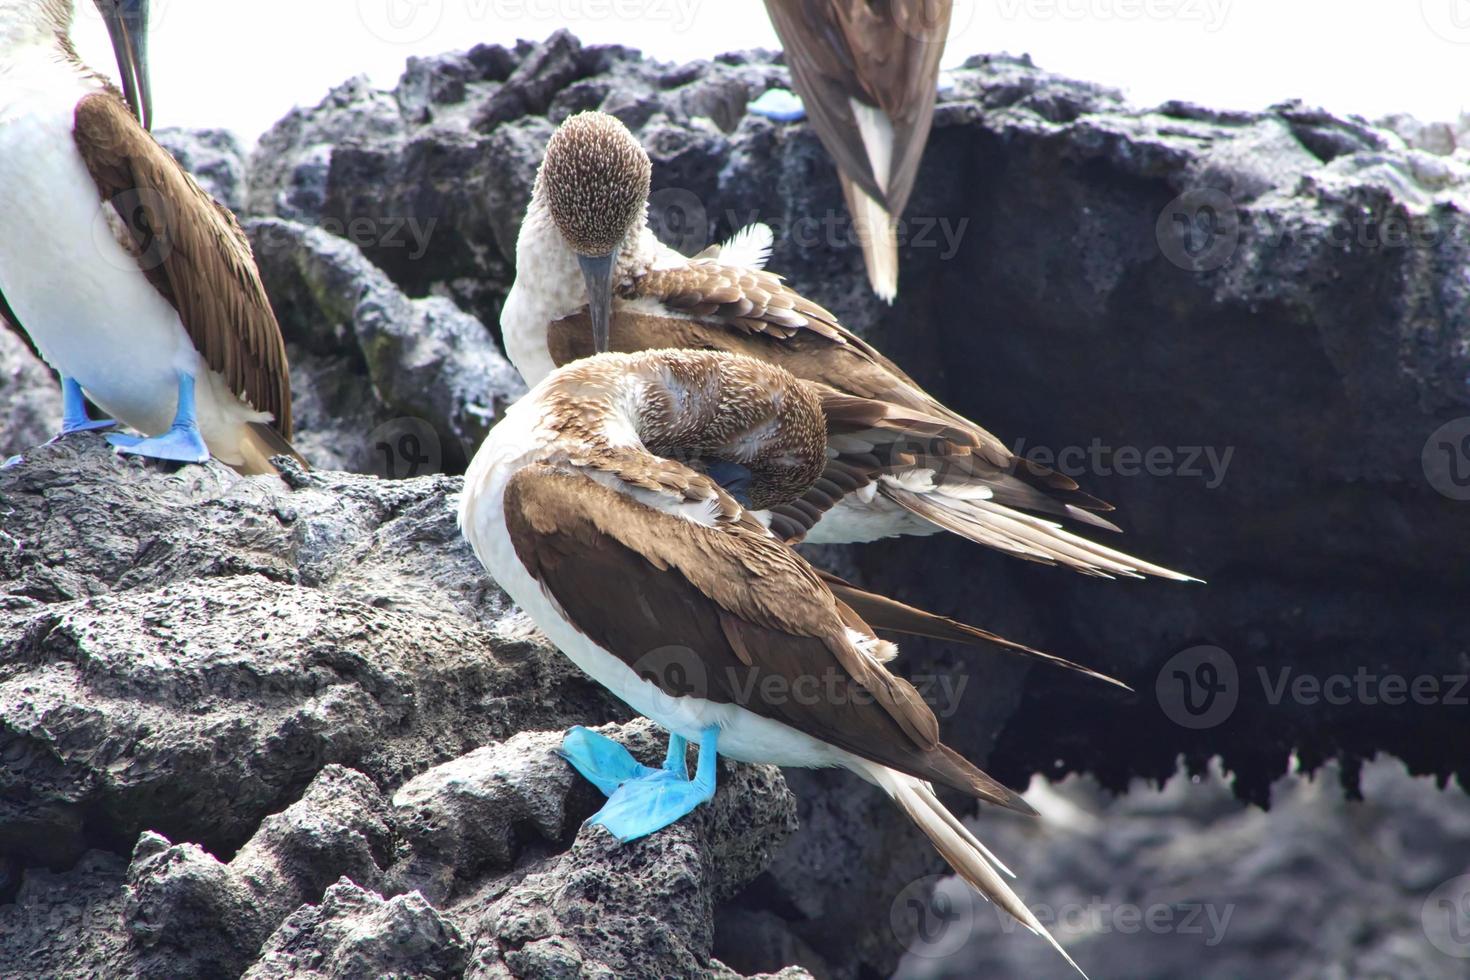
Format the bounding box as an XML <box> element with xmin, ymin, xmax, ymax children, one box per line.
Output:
<box><xmin>0</xmin><ymin>56</ymin><xmax>264</xmax><ymax>463</ymax></box>
<box><xmin>459</xmin><ymin>415</ymin><xmax>853</xmax><ymax>771</ymax></box>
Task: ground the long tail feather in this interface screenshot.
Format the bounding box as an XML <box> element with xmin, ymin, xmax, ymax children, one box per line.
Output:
<box><xmin>841</xmin><ymin>175</ymin><xmax>899</xmax><ymax>303</ymax></box>
<box><xmin>861</xmin><ymin>763</ymin><xmax>1089</xmax><ymax>978</ymax></box>
<box><xmin>817</xmin><ymin>571</ymin><xmax>1131</xmax><ymax>690</ymax></box>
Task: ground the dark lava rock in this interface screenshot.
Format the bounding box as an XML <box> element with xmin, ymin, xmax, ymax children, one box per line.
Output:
<box><xmin>0</xmin><ymin>438</ymin><xmax>801</xmax><ymax>978</ymax></box>
<box><xmin>2</xmin><ymin>30</ymin><xmax>1468</xmax><ymax>980</ymax></box>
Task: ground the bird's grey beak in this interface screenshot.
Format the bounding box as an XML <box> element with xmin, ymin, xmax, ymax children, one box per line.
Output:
<box><xmin>577</xmin><ymin>253</ymin><xmax>616</xmax><ymax>354</ymax></box>
<box><xmin>98</xmin><ymin>0</ymin><xmax>152</xmax><ymax>130</ymax></box>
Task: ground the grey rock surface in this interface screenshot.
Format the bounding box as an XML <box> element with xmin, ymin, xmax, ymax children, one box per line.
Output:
<box><xmin>897</xmin><ymin>759</ymin><xmax>1470</xmax><ymax>980</ymax></box>
<box><xmin>1</xmin><ymin>30</ymin><xmax>1468</xmax><ymax>980</ymax></box>
<box><xmin>244</xmin><ymin>878</ymin><xmax>469</xmax><ymax>980</ymax></box>
<box><xmin>156</xmin><ymin>127</ymin><xmax>249</xmax><ymax>213</ymax></box>
<box><xmin>247</xmin><ymin>217</ymin><xmax>524</xmax><ymax>473</ymax></box>
<box><xmin>0</xmin><ymin>320</ymin><xmax>56</xmax><ymax>459</ymax></box>
<box><xmin>0</xmin><ymin>438</ymin><xmax>800</xmax><ymax>978</ymax></box>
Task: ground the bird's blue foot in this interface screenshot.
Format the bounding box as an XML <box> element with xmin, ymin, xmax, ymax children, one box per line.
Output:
<box><xmin>559</xmin><ymin>726</ymin><xmax>657</xmax><ymax>796</ymax></box>
<box><xmin>56</xmin><ymin>376</ymin><xmax>115</xmax><ymax>437</ymax></box>
<box><xmin>564</xmin><ymin>726</ymin><xmax>717</xmax><ymax>844</ymax></box>
<box><xmin>106</xmin><ymin>372</ymin><xmax>210</xmax><ymax>464</ymax></box>
<box><xmin>748</xmin><ymin>88</ymin><xmax>806</xmax><ymax>122</ymax></box>
<box><xmin>558</xmin><ymin>726</ymin><xmax>691</xmax><ymax>796</ymax></box>
<box><xmin>107</xmin><ymin>426</ymin><xmax>209</xmax><ymax>463</ymax></box>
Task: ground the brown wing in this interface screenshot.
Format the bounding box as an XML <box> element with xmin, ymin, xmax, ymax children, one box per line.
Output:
<box><xmin>765</xmin><ymin>0</ymin><xmax>950</xmax><ymax>215</ymax></box>
<box><xmin>73</xmin><ymin>92</ymin><xmax>292</xmax><ymax>438</ymax></box>
<box><xmin>623</xmin><ymin>259</ymin><xmax>845</xmax><ymax>342</ymax></box>
<box><xmin>548</xmin><ymin>310</ymin><xmax>1115</xmax><ymax>545</ymax></box>
<box><xmin>503</xmin><ymin>463</ymin><xmax>1031</xmax><ymax>811</ymax></box>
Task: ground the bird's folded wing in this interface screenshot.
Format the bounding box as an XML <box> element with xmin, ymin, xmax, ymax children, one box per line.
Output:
<box><xmin>502</xmin><ymin>463</ymin><xmax>1032</xmax><ymax>811</ymax></box>
<box><xmin>623</xmin><ymin>259</ymin><xmax>844</xmax><ymax>341</ymax></box>
<box><xmin>74</xmin><ymin>91</ymin><xmax>292</xmax><ymax>437</ymax></box>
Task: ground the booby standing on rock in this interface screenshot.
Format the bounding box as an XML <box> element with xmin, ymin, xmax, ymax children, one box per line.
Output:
<box><xmin>502</xmin><ymin>111</ymin><xmax>1195</xmax><ymax>581</ymax></box>
<box><xmin>760</xmin><ymin>0</ymin><xmax>952</xmax><ymax>302</ymax></box>
<box><xmin>0</xmin><ymin>0</ymin><xmax>299</xmax><ymax>474</ymax></box>
<box><xmin>460</xmin><ymin>349</ymin><xmax>1088</xmax><ymax>976</ymax></box>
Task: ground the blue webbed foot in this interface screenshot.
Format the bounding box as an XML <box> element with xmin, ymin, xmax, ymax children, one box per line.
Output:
<box><xmin>108</xmin><ymin>426</ymin><xmax>209</xmax><ymax>464</ymax></box>
<box><xmin>558</xmin><ymin>726</ymin><xmax>658</xmax><ymax>797</ymax></box>
<box><xmin>748</xmin><ymin>88</ymin><xmax>806</xmax><ymax>122</ymax></box>
<box><xmin>581</xmin><ymin>727</ymin><xmax>718</xmax><ymax>844</ymax></box>
<box><xmin>106</xmin><ymin>371</ymin><xmax>210</xmax><ymax>464</ymax></box>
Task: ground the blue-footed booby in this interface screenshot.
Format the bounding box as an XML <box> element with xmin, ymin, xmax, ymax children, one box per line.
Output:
<box><xmin>501</xmin><ymin>111</ymin><xmax>1195</xmax><ymax>581</ymax></box>
<box><xmin>0</xmin><ymin>0</ymin><xmax>300</xmax><ymax>474</ymax></box>
<box><xmin>459</xmin><ymin>349</ymin><xmax>1087</xmax><ymax>976</ymax></box>
<box><xmin>761</xmin><ymin>0</ymin><xmax>952</xmax><ymax>301</ymax></box>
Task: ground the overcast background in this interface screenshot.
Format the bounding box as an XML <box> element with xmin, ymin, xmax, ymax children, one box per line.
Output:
<box><xmin>68</xmin><ymin>0</ymin><xmax>1470</xmax><ymax>143</ymax></box>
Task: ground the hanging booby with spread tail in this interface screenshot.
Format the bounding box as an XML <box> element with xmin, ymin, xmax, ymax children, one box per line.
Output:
<box><xmin>461</xmin><ymin>349</ymin><xmax>1090</xmax><ymax>976</ymax></box>
<box><xmin>760</xmin><ymin>0</ymin><xmax>951</xmax><ymax>302</ymax></box>
<box><xmin>0</xmin><ymin>0</ymin><xmax>300</xmax><ymax>474</ymax></box>
<box><xmin>502</xmin><ymin>111</ymin><xmax>1195</xmax><ymax>581</ymax></box>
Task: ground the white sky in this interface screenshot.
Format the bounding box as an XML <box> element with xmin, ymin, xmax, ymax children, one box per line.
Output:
<box><xmin>68</xmin><ymin>0</ymin><xmax>1470</xmax><ymax>144</ymax></box>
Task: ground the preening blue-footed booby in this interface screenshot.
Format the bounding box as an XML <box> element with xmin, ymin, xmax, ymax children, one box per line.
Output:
<box><xmin>501</xmin><ymin>111</ymin><xmax>1196</xmax><ymax>581</ymax></box>
<box><xmin>459</xmin><ymin>349</ymin><xmax>1089</xmax><ymax>976</ymax></box>
<box><xmin>761</xmin><ymin>0</ymin><xmax>952</xmax><ymax>302</ymax></box>
<box><xmin>0</xmin><ymin>0</ymin><xmax>300</xmax><ymax>474</ymax></box>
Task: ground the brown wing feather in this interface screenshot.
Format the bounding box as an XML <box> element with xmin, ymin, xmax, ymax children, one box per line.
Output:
<box><xmin>624</xmin><ymin>260</ymin><xmax>845</xmax><ymax>342</ymax></box>
<box><xmin>503</xmin><ymin>463</ymin><xmax>1030</xmax><ymax>811</ymax></box>
<box><xmin>547</xmin><ymin>309</ymin><xmax>1116</xmax><ymax>547</ymax></box>
<box><xmin>73</xmin><ymin>92</ymin><xmax>292</xmax><ymax>438</ymax></box>
<box><xmin>764</xmin><ymin>0</ymin><xmax>950</xmax><ymax>215</ymax></box>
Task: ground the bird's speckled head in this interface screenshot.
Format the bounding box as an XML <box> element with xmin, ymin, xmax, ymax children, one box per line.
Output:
<box><xmin>537</xmin><ymin>111</ymin><xmax>652</xmax><ymax>258</ymax></box>
<box><xmin>554</xmin><ymin>349</ymin><xmax>828</xmax><ymax>512</ymax></box>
